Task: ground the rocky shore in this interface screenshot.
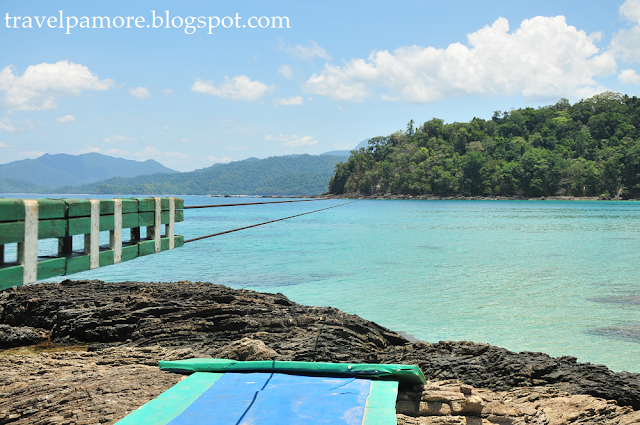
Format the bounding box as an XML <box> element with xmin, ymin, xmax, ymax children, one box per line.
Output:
<box><xmin>1</xmin><ymin>280</ymin><xmax>640</xmax><ymax>424</ymax></box>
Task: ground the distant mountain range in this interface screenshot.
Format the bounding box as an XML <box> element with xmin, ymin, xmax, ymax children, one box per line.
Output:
<box><xmin>321</xmin><ymin>139</ymin><xmax>369</xmax><ymax>157</ymax></box>
<box><xmin>60</xmin><ymin>154</ymin><xmax>348</xmax><ymax>196</ymax></box>
<box><xmin>0</xmin><ymin>153</ymin><xmax>177</xmax><ymax>188</ymax></box>
<box><xmin>0</xmin><ymin>146</ymin><xmax>360</xmax><ymax>196</ymax></box>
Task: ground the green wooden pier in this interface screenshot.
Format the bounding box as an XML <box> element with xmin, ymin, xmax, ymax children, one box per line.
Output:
<box><xmin>0</xmin><ymin>197</ymin><xmax>184</xmax><ymax>290</ymax></box>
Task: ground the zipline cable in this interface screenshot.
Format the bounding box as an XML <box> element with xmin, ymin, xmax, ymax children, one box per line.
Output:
<box><xmin>184</xmin><ymin>199</ymin><xmax>321</xmax><ymax>209</ymax></box>
<box><xmin>184</xmin><ymin>200</ymin><xmax>358</xmax><ymax>244</ymax></box>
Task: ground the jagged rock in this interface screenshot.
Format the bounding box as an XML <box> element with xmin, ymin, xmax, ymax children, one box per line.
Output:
<box><xmin>2</xmin><ymin>280</ymin><xmax>640</xmax><ymax>424</ymax></box>
<box><xmin>0</xmin><ymin>324</ymin><xmax>48</xmax><ymax>348</ymax></box>
<box><xmin>213</xmin><ymin>337</ymin><xmax>279</xmax><ymax>361</ymax></box>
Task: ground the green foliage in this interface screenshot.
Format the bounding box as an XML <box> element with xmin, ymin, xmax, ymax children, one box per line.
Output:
<box><xmin>328</xmin><ymin>92</ymin><xmax>640</xmax><ymax>198</ymax></box>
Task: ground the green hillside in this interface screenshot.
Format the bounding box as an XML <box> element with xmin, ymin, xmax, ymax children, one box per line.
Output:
<box><xmin>329</xmin><ymin>92</ymin><xmax>640</xmax><ymax>199</ymax></box>
<box><xmin>56</xmin><ymin>154</ymin><xmax>347</xmax><ymax>195</ymax></box>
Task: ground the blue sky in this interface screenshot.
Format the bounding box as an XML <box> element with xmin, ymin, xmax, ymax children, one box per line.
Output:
<box><xmin>1</xmin><ymin>0</ymin><xmax>640</xmax><ymax>171</ymax></box>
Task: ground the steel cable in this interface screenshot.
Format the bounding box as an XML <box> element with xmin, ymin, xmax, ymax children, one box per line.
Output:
<box><xmin>183</xmin><ymin>200</ymin><xmax>358</xmax><ymax>244</ymax></box>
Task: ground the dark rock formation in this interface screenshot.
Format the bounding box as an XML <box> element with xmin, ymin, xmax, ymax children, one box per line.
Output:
<box><xmin>1</xmin><ymin>279</ymin><xmax>639</xmax><ymax>412</ymax></box>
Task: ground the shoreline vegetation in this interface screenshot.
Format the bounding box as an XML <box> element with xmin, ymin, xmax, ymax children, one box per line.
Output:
<box><xmin>329</xmin><ymin>92</ymin><xmax>640</xmax><ymax>200</ymax></box>
<box><xmin>316</xmin><ymin>193</ymin><xmax>640</xmax><ymax>201</ymax></box>
<box><xmin>1</xmin><ymin>280</ymin><xmax>640</xmax><ymax>424</ymax></box>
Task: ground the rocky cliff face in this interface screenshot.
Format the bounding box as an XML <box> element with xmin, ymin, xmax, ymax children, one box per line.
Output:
<box><xmin>1</xmin><ymin>280</ymin><xmax>640</xmax><ymax>424</ymax></box>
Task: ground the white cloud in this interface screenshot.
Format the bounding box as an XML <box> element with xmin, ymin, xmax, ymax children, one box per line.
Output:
<box><xmin>620</xmin><ymin>0</ymin><xmax>640</xmax><ymax>24</ymax></box>
<box><xmin>284</xmin><ymin>136</ymin><xmax>318</xmax><ymax>147</ymax></box>
<box><xmin>304</xmin><ymin>16</ymin><xmax>616</xmax><ymax>103</ymax></box>
<box><xmin>163</xmin><ymin>126</ymin><xmax>170</xmax><ymax>130</ymax></box>
<box><xmin>220</xmin><ymin>118</ymin><xmax>235</xmax><ymax>123</ymax></box>
<box><xmin>0</xmin><ymin>142</ymin><xmax>11</xmax><ymax>148</ymax></box>
<box><xmin>278</xmin><ymin>64</ymin><xmax>293</xmax><ymax>79</ymax></box>
<box><xmin>74</xmin><ymin>145</ymin><xmax>102</xmax><ymax>154</ymax></box>
<box><xmin>619</xmin><ymin>69</ymin><xmax>640</xmax><ymax>84</ymax></box>
<box><xmin>203</xmin><ymin>155</ymin><xmax>233</xmax><ymax>163</ymax></box>
<box><xmin>133</xmin><ymin>145</ymin><xmax>189</xmax><ymax>161</ymax></box>
<box><xmin>273</xmin><ymin>96</ymin><xmax>304</xmax><ymax>106</ymax></box>
<box><xmin>161</xmin><ymin>88</ymin><xmax>175</xmax><ymax>95</ymax></box>
<box><xmin>0</xmin><ymin>115</ymin><xmax>34</xmax><ymax>133</ymax></box>
<box><xmin>0</xmin><ymin>116</ymin><xmax>19</xmax><ymax>133</ymax></box>
<box><xmin>265</xmin><ymin>133</ymin><xmax>318</xmax><ymax>147</ymax></box>
<box><xmin>611</xmin><ymin>1</ymin><xmax>640</xmax><ymax>63</ymax></box>
<box><xmin>279</xmin><ymin>40</ymin><xmax>332</xmax><ymax>61</ymax></box>
<box><xmin>191</xmin><ymin>76</ymin><xmax>275</xmax><ymax>102</ymax></box>
<box><xmin>102</xmin><ymin>134</ymin><xmax>138</xmax><ymax>143</ymax></box>
<box><xmin>180</xmin><ymin>138</ymin><xmax>189</xmax><ymax>143</ymax></box>
<box><xmin>129</xmin><ymin>86</ymin><xmax>151</xmax><ymax>99</ymax></box>
<box><xmin>0</xmin><ymin>60</ymin><xmax>114</xmax><ymax>110</ymax></box>
<box><xmin>56</xmin><ymin>114</ymin><xmax>76</xmax><ymax>123</ymax></box>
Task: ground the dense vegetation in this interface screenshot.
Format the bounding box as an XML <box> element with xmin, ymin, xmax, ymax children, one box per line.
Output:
<box><xmin>329</xmin><ymin>92</ymin><xmax>640</xmax><ymax>198</ymax></box>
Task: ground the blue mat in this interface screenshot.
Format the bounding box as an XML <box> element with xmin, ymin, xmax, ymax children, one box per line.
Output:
<box><xmin>117</xmin><ymin>371</ymin><xmax>399</xmax><ymax>425</ymax></box>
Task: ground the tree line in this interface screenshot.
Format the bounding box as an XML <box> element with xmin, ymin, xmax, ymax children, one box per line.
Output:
<box><xmin>329</xmin><ymin>92</ymin><xmax>640</xmax><ymax>198</ymax></box>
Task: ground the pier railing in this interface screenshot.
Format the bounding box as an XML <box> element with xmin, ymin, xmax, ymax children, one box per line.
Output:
<box><xmin>0</xmin><ymin>197</ymin><xmax>184</xmax><ymax>290</ymax></box>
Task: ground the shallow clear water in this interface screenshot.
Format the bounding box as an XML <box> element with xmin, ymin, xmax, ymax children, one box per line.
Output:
<box><xmin>3</xmin><ymin>194</ymin><xmax>640</xmax><ymax>372</ymax></box>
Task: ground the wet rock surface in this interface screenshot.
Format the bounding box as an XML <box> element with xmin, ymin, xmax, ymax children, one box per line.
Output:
<box><xmin>1</xmin><ymin>279</ymin><xmax>640</xmax><ymax>424</ymax></box>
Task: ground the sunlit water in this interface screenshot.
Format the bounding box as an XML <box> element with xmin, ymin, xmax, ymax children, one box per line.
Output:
<box><xmin>3</xmin><ymin>194</ymin><xmax>640</xmax><ymax>373</ymax></box>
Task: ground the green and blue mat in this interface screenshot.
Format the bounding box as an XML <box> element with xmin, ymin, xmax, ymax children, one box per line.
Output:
<box><xmin>117</xmin><ymin>359</ymin><xmax>426</xmax><ymax>425</ymax></box>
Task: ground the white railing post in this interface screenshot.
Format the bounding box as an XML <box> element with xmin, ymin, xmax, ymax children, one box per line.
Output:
<box><xmin>84</xmin><ymin>199</ymin><xmax>100</xmax><ymax>269</ymax></box>
<box><xmin>18</xmin><ymin>200</ymin><xmax>38</xmax><ymax>284</ymax></box>
<box><xmin>111</xmin><ymin>199</ymin><xmax>123</xmax><ymax>263</ymax></box>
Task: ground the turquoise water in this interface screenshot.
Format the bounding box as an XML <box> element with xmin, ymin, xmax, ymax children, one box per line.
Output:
<box><xmin>3</xmin><ymin>195</ymin><xmax>640</xmax><ymax>372</ymax></box>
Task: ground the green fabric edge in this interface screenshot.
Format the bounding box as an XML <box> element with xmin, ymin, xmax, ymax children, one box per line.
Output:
<box><xmin>115</xmin><ymin>372</ymin><xmax>224</xmax><ymax>425</ymax></box>
<box><xmin>363</xmin><ymin>380</ymin><xmax>399</xmax><ymax>425</ymax></box>
<box><xmin>158</xmin><ymin>358</ymin><xmax>427</xmax><ymax>386</ymax></box>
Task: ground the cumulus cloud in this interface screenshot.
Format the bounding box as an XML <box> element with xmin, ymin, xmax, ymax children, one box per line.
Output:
<box><xmin>0</xmin><ymin>60</ymin><xmax>114</xmax><ymax>110</ymax></box>
<box><xmin>161</xmin><ymin>88</ymin><xmax>175</xmax><ymax>95</ymax></box>
<box><xmin>0</xmin><ymin>142</ymin><xmax>11</xmax><ymax>148</ymax></box>
<box><xmin>191</xmin><ymin>76</ymin><xmax>275</xmax><ymax>102</ymax></box>
<box><xmin>129</xmin><ymin>86</ymin><xmax>151</xmax><ymax>99</ymax></box>
<box><xmin>56</xmin><ymin>114</ymin><xmax>76</xmax><ymax>123</ymax></box>
<box><xmin>102</xmin><ymin>134</ymin><xmax>138</xmax><ymax>143</ymax></box>
<box><xmin>611</xmin><ymin>0</ymin><xmax>640</xmax><ymax>63</ymax></box>
<box><xmin>620</xmin><ymin>0</ymin><xmax>640</xmax><ymax>24</ymax></box>
<box><xmin>273</xmin><ymin>96</ymin><xmax>304</xmax><ymax>106</ymax></box>
<box><xmin>619</xmin><ymin>69</ymin><xmax>640</xmax><ymax>84</ymax></box>
<box><xmin>278</xmin><ymin>64</ymin><xmax>293</xmax><ymax>79</ymax></box>
<box><xmin>265</xmin><ymin>134</ymin><xmax>318</xmax><ymax>147</ymax></box>
<box><xmin>279</xmin><ymin>40</ymin><xmax>332</xmax><ymax>61</ymax></box>
<box><xmin>304</xmin><ymin>16</ymin><xmax>616</xmax><ymax>103</ymax></box>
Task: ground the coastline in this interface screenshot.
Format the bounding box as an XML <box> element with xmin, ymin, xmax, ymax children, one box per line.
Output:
<box><xmin>1</xmin><ymin>280</ymin><xmax>640</xmax><ymax>424</ymax></box>
<box><xmin>312</xmin><ymin>193</ymin><xmax>640</xmax><ymax>201</ymax></box>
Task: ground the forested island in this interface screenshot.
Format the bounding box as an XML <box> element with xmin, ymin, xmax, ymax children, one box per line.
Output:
<box><xmin>329</xmin><ymin>92</ymin><xmax>640</xmax><ymax>199</ymax></box>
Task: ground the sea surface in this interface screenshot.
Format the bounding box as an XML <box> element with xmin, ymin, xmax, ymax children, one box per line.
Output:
<box><xmin>3</xmin><ymin>194</ymin><xmax>640</xmax><ymax>373</ymax></box>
